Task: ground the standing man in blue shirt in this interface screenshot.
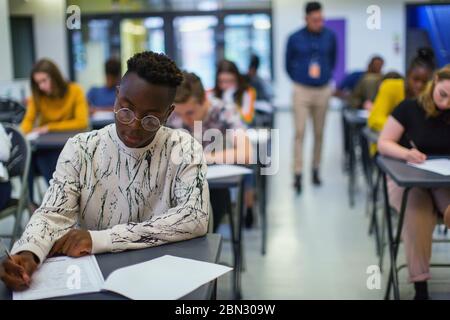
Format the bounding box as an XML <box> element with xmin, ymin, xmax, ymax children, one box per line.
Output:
<box><xmin>286</xmin><ymin>2</ymin><xmax>336</xmax><ymax>194</ymax></box>
<box><xmin>87</xmin><ymin>58</ymin><xmax>121</xmax><ymax>113</ymax></box>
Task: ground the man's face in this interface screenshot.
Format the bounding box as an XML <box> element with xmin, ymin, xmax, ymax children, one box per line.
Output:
<box><xmin>174</xmin><ymin>97</ymin><xmax>206</xmax><ymax>129</ymax></box>
<box><xmin>371</xmin><ymin>59</ymin><xmax>384</xmax><ymax>74</ymax></box>
<box><xmin>305</xmin><ymin>10</ymin><xmax>324</xmax><ymax>33</ymax></box>
<box><xmin>114</xmin><ymin>72</ymin><xmax>174</xmax><ymax>148</ymax></box>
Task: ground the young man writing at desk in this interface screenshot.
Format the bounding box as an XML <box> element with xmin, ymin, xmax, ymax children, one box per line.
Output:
<box><xmin>0</xmin><ymin>51</ymin><xmax>210</xmax><ymax>291</ymax></box>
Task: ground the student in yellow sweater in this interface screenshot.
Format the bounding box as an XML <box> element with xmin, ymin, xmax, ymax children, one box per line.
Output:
<box><xmin>21</xmin><ymin>59</ymin><xmax>89</xmax><ymax>208</ymax></box>
<box><xmin>21</xmin><ymin>59</ymin><xmax>89</xmax><ymax>135</ymax></box>
<box><xmin>368</xmin><ymin>48</ymin><xmax>435</xmax><ymax>132</ymax></box>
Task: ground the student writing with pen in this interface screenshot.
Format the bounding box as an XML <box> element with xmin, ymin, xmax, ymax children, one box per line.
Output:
<box><xmin>0</xmin><ymin>52</ymin><xmax>210</xmax><ymax>292</ymax></box>
<box><xmin>377</xmin><ymin>66</ymin><xmax>450</xmax><ymax>300</ymax></box>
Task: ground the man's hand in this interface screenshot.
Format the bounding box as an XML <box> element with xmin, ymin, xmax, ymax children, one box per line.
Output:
<box><xmin>0</xmin><ymin>251</ymin><xmax>38</xmax><ymax>291</ymax></box>
<box><xmin>48</xmin><ymin>230</ymin><xmax>92</xmax><ymax>258</ymax></box>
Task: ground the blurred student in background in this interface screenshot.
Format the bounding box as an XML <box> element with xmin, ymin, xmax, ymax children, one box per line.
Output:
<box><xmin>0</xmin><ymin>123</ymin><xmax>12</xmax><ymax>211</ymax></box>
<box><xmin>213</xmin><ymin>59</ymin><xmax>256</xmax><ymax>126</ymax></box>
<box><xmin>246</xmin><ymin>54</ymin><xmax>273</xmax><ymax>102</ymax></box>
<box><xmin>349</xmin><ymin>56</ymin><xmax>384</xmax><ymax>110</ymax></box>
<box><xmin>87</xmin><ymin>58</ymin><xmax>121</xmax><ymax>113</ymax></box>
<box><xmin>368</xmin><ymin>47</ymin><xmax>435</xmax><ymax>132</ymax></box>
<box><xmin>169</xmin><ymin>71</ymin><xmax>251</xmax><ymax>231</ymax></box>
<box><xmin>20</xmin><ymin>58</ymin><xmax>89</xmax><ymax>208</ymax></box>
<box><xmin>337</xmin><ymin>56</ymin><xmax>383</xmax><ymax>100</ymax></box>
<box><xmin>285</xmin><ymin>1</ymin><xmax>336</xmax><ymax>194</ymax></box>
<box><xmin>378</xmin><ymin>66</ymin><xmax>450</xmax><ymax>300</ymax></box>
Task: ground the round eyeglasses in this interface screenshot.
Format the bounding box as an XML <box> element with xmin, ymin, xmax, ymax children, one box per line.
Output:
<box><xmin>114</xmin><ymin>108</ymin><xmax>161</xmax><ymax>132</ymax></box>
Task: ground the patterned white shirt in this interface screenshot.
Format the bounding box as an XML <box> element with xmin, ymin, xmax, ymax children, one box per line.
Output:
<box><xmin>12</xmin><ymin>124</ymin><xmax>209</xmax><ymax>263</ymax></box>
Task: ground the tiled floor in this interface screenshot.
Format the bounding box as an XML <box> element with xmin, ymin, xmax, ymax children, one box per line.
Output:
<box><xmin>2</xmin><ymin>108</ymin><xmax>450</xmax><ymax>300</ymax></box>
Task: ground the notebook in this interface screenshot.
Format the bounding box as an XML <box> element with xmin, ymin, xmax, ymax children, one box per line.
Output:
<box><xmin>13</xmin><ymin>255</ymin><xmax>231</xmax><ymax>300</ymax></box>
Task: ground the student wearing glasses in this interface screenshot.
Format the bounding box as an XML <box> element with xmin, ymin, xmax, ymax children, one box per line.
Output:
<box><xmin>1</xmin><ymin>51</ymin><xmax>210</xmax><ymax>291</ymax></box>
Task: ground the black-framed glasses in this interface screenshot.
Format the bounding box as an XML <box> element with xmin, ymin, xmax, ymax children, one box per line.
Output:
<box><xmin>114</xmin><ymin>108</ymin><xmax>161</xmax><ymax>132</ymax></box>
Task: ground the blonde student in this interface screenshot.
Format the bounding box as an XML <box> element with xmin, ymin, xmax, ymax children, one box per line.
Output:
<box><xmin>378</xmin><ymin>66</ymin><xmax>450</xmax><ymax>300</ymax></box>
<box><xmin>1</xmin><ymin>52</ymin><xmax>209</xmax><ymax>292</ymax></box>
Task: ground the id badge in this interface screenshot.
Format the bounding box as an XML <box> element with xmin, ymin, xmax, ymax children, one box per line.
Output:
<box><xmin>308</xmin><ymin>61</ymin><xmax>321</xmax><ymax>79</ymax></box>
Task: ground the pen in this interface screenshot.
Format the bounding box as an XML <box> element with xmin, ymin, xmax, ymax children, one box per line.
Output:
<box><xmin>409</xmin><ymin>139</ymin><xmax>418</xmax><ymax>150</ymax></box>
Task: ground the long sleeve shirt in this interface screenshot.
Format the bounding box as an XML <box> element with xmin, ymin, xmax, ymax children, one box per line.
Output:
<box><xmin>285</xmin><ymin>27</ymin><xmax>337</xmax><ymax>86</ymax></box>
<box><xmin>11</xmin><ymin>124</ymin><xmax>210</xmax><ymax>263</ymax></box>
<box><xmin>20</xmin><ymin>83</ymin><xmax>89</xmax><ymax>134</ymax></box>
<box><xmin>368</xmin><ymin>79</ymin><xmax>405</xmax><ymax>132</ymax></box>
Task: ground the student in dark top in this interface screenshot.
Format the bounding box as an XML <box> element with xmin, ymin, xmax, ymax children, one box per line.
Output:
<box><xmin>87</xmin><ymin>58</ymin><xmax>121</xmax><ymax>113</ymax></box>
<box><xmin>378</xmin><ymin>66</ymin><xmax>450</xmax><ymax>300</ymax></box>
<box><xmin>246</xmin><ymin>54</ymin><xmax>273</xmax><ymax>102</ymax></box>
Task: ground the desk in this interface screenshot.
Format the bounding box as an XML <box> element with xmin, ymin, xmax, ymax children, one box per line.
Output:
<box><xmin>207</xmin><ymin>165</ymin><xmax>252</xmax><ymax>300</ymax></box>
<box><xmin>0</xmin><ymin>234</ymin><xmax>222</xmax><ymax>300</ymax></box>
<box><xmin>247</xmin><ymin>128</ymin><xmax>271</xmax><ymax>255</ymax></box>
<box><xmin>90</xmin><ymin>115</ymin><xmax>114</xmax><ymax>130</ymax></box>
<box><xmin>361</xmin><ymin>128</ymin><xmax>382</xmax><ymax>259</ymax></box>
<box><xmin>343</xmin><ymin>108</ymin><xmax>368</xmax><ymax>207</ymax></box>
<box><xmin>376</xmin><ymin>156</ymin><xmax>450</xmax><ymax>300</ymax></box>
<box><xmin>29</xmin><ymin>131</ymin><xmax>80</xmax><ymax>150</ymax></box>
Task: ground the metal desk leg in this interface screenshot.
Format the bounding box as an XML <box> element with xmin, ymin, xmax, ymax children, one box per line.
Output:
<box><xmin>382</xmin><ymin>172</ymin><xmax>410</xmax><ymax>300</ymax></box>
<box><xmin>232</xmin><ymin>178</ymin><xmax>245</xmax><ymax>300</ymax></box>
<box><xmin>261</xmin><ymin>169</ymin><xmax>267</xmax><ymax>255</ymax></box>
<box><xmin>369</xmin><ymin>169</ymin><xmax>381</xmax><ymax>256</ymax></box>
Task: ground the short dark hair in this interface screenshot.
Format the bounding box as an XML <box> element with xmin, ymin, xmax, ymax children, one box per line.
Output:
<box><xmin>105</xmin><ymin>58</ymin><xmax>121</xmax><ymax>77</ymax></box>
<box><xmin>407</xmin><ymin>47</ymin><xmax>435</xmax><ymax>74</ymax></box>
<box><xmin>305</xmin><ymin>1</ymin><xmax>322</xmax><ymax>15</ymax></box>
<box><xmin>126</xmin><ymin>51</ymin><xmax>184</xmax><ymax>102</ymax></box>
<box><xmin>249</xmin><ymin>54</ymin><xmax>260</xmax><ymax>71</ymax></box>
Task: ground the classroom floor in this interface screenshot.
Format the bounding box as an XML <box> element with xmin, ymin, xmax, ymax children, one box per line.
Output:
<box><xmin>1</xmin><ymin>108</ymin><xmax>450</xmax><ymax>300</ymax></box>
<box><xmin>216</xmin><ymin>108</ymin><xmax>450</xmax><ymax>300</ymax></box>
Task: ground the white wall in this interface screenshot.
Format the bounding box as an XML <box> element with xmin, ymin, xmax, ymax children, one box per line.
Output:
<box><xmin>9</xmin><ymin>0</ymin><xmax>69</xmax><ymax>78</ymax></box>
<box><xmin>0</xmin><ymin>0</ymin><xmax>13</xmax><ymax>81</ymax></box>
<box><xmin>273</xmin><ymin>0</ymin><xmax>424</xmax><ymax>108</ymax></box>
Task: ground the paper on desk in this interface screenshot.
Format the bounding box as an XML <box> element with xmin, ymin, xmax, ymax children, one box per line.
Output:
<box><xmin>13</xmin><ymin>255</ymin><xmax>104</xmax><ymax>300</ymax></box>
<box><xmin>102</xmin><ymin>255</ymin><xmax>232</xmax><ymax>300</ymax></box>
<box><xmin>408</xmin><ymin>159</ymin><xmax>450</xmax><ymax>176</ymax></box>
<box><xmin>206</xmin><ymin>164</ymin><xmax>253</xmax><ymax>180</ymax></box>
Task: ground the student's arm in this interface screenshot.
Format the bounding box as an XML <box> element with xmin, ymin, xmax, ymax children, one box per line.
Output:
<box><xmin>377</xmin><ymin>116</ymin><xmax>426</xmax><ymax>164</ymax></box>
<box><xmin>10</xmin><ymin>138</ymin><xmax>82</xmax><ymax>263</ymax></box>
<box><xmin>20</xmin><ymin>98</ymin><xmax>37</xmax><ymax>134</ymax></box>
<box><xmin>87</xmin><ymin>140</ymin><xmax>209</xmax><ymax>254</ymax></box>
<box><xmin>368</xmin><ymin>81</ymin><xmax>398</xmax><ymax>132</ymax></box>
<box><xmin>46</xmin><ymin>86</ymin><xmax>89</xmax><ymax>132</ymax></box>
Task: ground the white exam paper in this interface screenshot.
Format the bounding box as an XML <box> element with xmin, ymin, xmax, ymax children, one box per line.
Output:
<box><xmin>13</xmin><ymin>255</ymin><xmax>104</xmax><ymax>300</ymax></box>
<box><xmin>102</xmin><ymin>255</ymin><xmax>232</xmax><ymax>300</ymax></box>
<box><xmin>408</xmin><ymin>159</ymin><xmax>450</xmax><ymax>176</ymax></box>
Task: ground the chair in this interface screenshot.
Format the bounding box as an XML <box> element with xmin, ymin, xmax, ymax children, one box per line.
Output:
<box><xmin>0</xmin><ymin>98</ymin><xmax>25</xmax><ymax>125</ymax></box>
<box><xmin>0</xmin><ymin>124</ymin><xmax>31</xmax><ymax>248</ymax></box>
